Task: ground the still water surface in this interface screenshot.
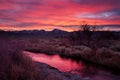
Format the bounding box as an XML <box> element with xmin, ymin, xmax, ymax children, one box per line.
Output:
<box><xmin>24</xmin><ymin>51</ymin><xmax>120</xmax><ymax>80</ymax></box>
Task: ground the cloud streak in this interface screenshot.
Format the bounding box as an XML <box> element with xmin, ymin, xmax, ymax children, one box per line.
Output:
<box><xmin>0</xmin><ymin>0</ymin><xmax>120</xmax><ymax>31</ymax></box>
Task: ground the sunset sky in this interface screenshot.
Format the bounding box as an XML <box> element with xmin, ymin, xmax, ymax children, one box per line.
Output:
<box><xmin>0</xmin><ymin>0</ymin><xmax>120</xmax><ymax>31</ymax></box>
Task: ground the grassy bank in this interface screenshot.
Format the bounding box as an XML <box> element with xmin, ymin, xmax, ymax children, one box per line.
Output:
<box><xmin>22</xmin><ymin>38</ymin><xmax>120</xmax><ymax>71</ymax></box>
<box><xmin>0</xmin><ymin>41</ymin><xmax>39</xmax><ymax>80</ymax></box>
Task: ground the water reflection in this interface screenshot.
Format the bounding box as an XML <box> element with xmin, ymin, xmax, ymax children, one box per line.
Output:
<box><xmin>24</xmin><ymin>51</ymin><xmax>120</xmax><ymax>80</ymax></box>
<box><xmin>25</xmin><ymin>51</ymin><xmax>80</xmax><ymax>72</ymax></box>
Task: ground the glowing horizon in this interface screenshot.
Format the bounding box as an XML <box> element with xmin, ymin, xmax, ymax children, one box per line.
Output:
<box><xmin>0</xmin><ymin>0</ymin><xmax>120</xmax><ymax>31</ymax></box>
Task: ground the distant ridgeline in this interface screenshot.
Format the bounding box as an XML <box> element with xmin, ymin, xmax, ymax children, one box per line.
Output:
<box><xmin>0</xmin><ymin>29</ymin><xmax>120</xmax><ymax>38</ymax></box>
<box><xmin>0</xmin><ymin>29</ymin><xmax>69</xmax><ymax>38</ymax></box>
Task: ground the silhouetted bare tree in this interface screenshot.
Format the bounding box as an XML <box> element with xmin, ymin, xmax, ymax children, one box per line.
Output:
<box><xmin>69</xmin><ymin>24</ymin><xmax>101</xmax><ymax>48</ymax></box>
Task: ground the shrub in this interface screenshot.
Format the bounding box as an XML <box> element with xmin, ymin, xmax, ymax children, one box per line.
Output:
<box><xmin>110</xmin><ymin>44</ymin><xmax>120</xmax><ymax>52</ymax></box>
<box><xmin>73</xmin><ymin>45</ymin><xmax>93</xmax><ymax>60</ymax></box>
<box><xmin>96</xmin><ymin>48</ymin><xmax>113</xmax><ymax>62</ymax></box>
<box><xmin>96</xmin><ymin>47</ymin><xmax>120</xmax><ymax>68</ymax></box>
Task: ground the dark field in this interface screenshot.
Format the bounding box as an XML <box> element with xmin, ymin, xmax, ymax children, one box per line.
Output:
<box><xmin>0</xmin><ymin>30</ymin><xmax>120</xmax><ymax>80</ymax></box>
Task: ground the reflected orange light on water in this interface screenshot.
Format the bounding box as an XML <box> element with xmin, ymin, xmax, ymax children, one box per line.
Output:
<box><xmin>24</xmin><ymin>51</ymin><xmax>84</xmax><ymax>72</ymax></box>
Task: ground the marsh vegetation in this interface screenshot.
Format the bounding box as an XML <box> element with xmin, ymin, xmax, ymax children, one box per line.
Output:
<box><xmin>0</xmin><ymin>26</ymin><xmax>120</xmax><ymax>80</ymax></box>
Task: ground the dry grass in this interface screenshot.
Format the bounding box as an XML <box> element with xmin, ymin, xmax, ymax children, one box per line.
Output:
<box><xmin>8</xmin><ymin>51</ymin><xmax>39</xmax><ymax>80</ymax></box>
<box><xmin>96</xmin><ymin>47</ymin><xmax>120</xmax><ymax>68</ymax></box>
<box><xmin>0</xmin><ymin>38</ymin><xmax>39</xmax><ymax>80</ymax></box>
<box><xmin>2</xmin><ymin>36</ymin><xmax>120</xmax><ymax>71</ymax></box>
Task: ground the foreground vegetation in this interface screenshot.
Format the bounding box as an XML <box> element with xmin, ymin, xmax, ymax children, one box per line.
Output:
<box><xmin>4</xmin><ymin>33</ymin><xmax>119</xmax><ymax>71</ymax></box>
<box><xmin>0</xmin><ymin>35</ymin><xmax>92</xmax><ymax>80</ymax></box>
<box><xmin>23</xmin><ymin>38</ymin><xmax>120</xmax><ymax>70</ymax></box>
<box><xmin>0</xmin><ymin>39</ymin><xmax>39</xmax><ymax>80</ymax></box>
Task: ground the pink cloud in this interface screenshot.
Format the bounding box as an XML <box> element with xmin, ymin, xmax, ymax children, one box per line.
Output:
<box><xmin>0</xmin><ymin>0</ymin><xmax>120</xmax><ymax>31</ymax></box>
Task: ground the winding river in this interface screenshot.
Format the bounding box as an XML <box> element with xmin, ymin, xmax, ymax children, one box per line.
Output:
<box><xmin>24</xmin><ymin>51</ymin><xmax>120</xmax><ymax>80</ymax></box>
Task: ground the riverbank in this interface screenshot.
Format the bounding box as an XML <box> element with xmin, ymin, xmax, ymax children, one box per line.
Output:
<box><xmin>23</xmin><ymin>38</ymin><xmax>120</xmax><ymax>71</ymax></box>
<box><xmin>36</xmin><ymin>62</ymin><xmax>91</xmax><ymax>80</ymax></box>
<box><xmin>24</xmin><ymin>51</ymin><xmax>120</xmax><ymax>80</ymax></box>
<box><xmin>0</xmin><ymin>43</ymin><xmax>91</xmax><ymax>80</ymax></box>
<box><xmin>26</xmin><ymin>46</ymin><xmax>120</xmax><ymax>71</ymax></box>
